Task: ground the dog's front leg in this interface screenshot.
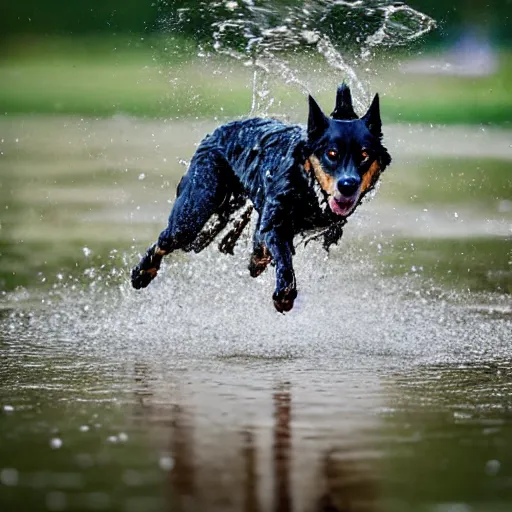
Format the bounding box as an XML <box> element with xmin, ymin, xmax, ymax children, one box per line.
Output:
<box><xmin>263</xmin><ymin>229</ymin><xmax>297</xmax><ymax>313</ymax></box>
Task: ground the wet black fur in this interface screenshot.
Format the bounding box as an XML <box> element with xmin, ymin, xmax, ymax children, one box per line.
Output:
<box><xmin>131</xmin><ymin>84</ymin><xmax>391</xmax><ymax>312</ymax></box>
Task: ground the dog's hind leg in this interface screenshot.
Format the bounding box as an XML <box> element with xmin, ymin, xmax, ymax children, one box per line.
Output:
<box><xmin>192</xmin><ymin>191</ymin><xmax>247</xmax><ymax>254</ymax></box>
<box><xmin>131</xmin><ymin>147</ymin><xmax>233</xmax><ymax>289</ymax></box>
<box><xmin>218</xmin><ymin>203</ymin><xmax>253</xmax><ymax>255</ymax></box>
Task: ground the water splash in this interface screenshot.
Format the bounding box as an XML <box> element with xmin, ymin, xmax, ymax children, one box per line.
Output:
<box><xmin>166</xmin><ymin>0</ymin><xmax>436</xmax><ymax>115</ymax></box>
<box><xmin>3</xmin><ymin>236</ymin><xmax>511</xmax><ymax>368</ymax></box>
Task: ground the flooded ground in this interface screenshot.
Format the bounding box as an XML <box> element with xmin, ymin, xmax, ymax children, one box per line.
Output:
<box><xmin>0</xmin><ymin>116</ymin><xmax>511</xmax><ymax>512</ymax></box>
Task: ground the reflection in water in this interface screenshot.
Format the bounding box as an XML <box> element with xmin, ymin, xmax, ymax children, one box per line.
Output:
<box><xmin>127</xmin><ymin>366</ymin><xmax>377</xmax><ymax>512</ymax></box>
<box><xmin>273</xmin><ymin>385</ymin><xmax>292</xmax><ymax>512</ymax></box>
<box><xmin>170</xmin><ymin>404</ymin><xmax>196</xmax><ymax>512</ymax></box>
<box><xmin>2</xmin><ymin>338</ymin><xmax>512</xmax><ymax>510</ymax></box>
<box><xmin>134</xmin><ymin>376</ymin><xmax>377</xmax><ymax>512</ymax></box>
<box><xmin>317</xmin><ymin>450</ymin><xmax>376</xmax><ymax>512</ymax></box>
<box><xmin>243</xmin><ymin>430</ymin><xmax>261</xmax><ymax>512</ymax></box>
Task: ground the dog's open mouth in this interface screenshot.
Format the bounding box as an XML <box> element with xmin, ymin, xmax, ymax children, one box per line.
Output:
<box><xmin>328</xmin><ymin>196</ymin><xmax>357</xmax><ymax>217</ymax></box>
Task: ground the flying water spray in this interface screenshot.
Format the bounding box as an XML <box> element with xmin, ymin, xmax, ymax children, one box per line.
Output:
<box><xmin>161</xmin><ymin>0</ymin><xmax>436</xmax><ymax>115</ymax></box>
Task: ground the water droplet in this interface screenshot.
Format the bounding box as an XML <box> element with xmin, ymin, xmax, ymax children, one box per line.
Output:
<box><xmin>159</xmin><ymin>454</ymin><xmax>175</xmax><ymax>471</ymax></box>
<box><xmin>485</xmin><ymin>459</ymin><xmax>501</xmax><ymax>476</ymax></box>
<box><xmin>3</xmin><ymin>405</ymin><xmax>14</xmax><ymax>413</ymax></box>
<box><xmin>50</xmin><ymin>438</ymin><xmax>63</xmax><ymax>449</ymax></box>
<box><xmin>83</xmin><ymin>247</ymin><xmax>92</xmax><ymax>257</ymax></box>
<box><xmin>138</xmin><ymin>173</ymin><xmax>146</xmax><ymax>181</ymax></box>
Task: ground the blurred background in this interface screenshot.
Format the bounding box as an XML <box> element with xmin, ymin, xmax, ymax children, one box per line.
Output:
<box><xmin>0</xmin><ymin>0</ymin><xmax>511</xmax><ymax>123</ymax></box>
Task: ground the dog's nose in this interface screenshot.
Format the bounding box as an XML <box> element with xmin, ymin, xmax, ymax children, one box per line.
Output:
<box><xmin>337</xmin><ymin>177</ymin><xmax>359</xmax><ymax>196</ymax></box>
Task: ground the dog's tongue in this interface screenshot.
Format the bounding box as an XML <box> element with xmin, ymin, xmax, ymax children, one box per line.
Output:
<box><xmin>328</xmin><ymin>197</ymin><xmax>350</xmax><ymax>216</ymax></box>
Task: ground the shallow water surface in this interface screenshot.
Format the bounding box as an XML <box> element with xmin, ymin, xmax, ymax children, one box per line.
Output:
<box><xmin>0</xmin><ymin>117</ymin><xmax>511</xmax><ymax>511</ymax></box>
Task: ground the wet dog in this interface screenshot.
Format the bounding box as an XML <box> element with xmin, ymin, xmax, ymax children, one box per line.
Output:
<box><xmin>131</xmin><ymin>84</ymin><xmax>391</xmax><ymax>312</ymax></box>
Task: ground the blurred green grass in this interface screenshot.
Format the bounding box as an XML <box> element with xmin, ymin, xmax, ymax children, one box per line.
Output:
<box><xmin>1</xmin><ymin>36</ymin><xmax>511</xmax><ymax>123</ymax></box>
<box><xmin>388</xmin><ymin>158</ymin><xmax>512</xmax><ymax>207</ymax></box>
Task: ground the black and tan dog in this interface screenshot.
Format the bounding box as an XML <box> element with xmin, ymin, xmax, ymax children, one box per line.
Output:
<box><xmin>131</xmin><ymin>84</ymin><xmax>391</xmax><ymax>312</ymax></box>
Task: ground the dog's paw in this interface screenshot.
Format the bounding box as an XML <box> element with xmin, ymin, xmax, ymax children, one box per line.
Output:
<box><xmin>131</xmin><ymin>266</ymin><xmax>158</xmax><ymax>289</ymax></box>
<box><xmin>272</xmin><ymin>287</ymin><xmax>297</xmax><ymax>313</ymax></box>
<box><xmin>130</xmin><ymin>244</ymin><xmax>165</xmax><ymax>290</ymax></box>
<box><xmin>248</xmin><ymin>246</ymin><xmax>272</xmax><ymax>278</ymax></box>
<box><xmin>248</xmin><ymin>259</ymin><xmax>269</xmax><ymax>278</ymax></box>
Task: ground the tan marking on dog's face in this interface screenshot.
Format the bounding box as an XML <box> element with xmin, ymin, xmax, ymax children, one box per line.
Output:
<box><xmin>308</xmin><ymin>155</ymin><xmax>337</xmax><ymax>195</ymax></box>
<box><xmin>360</xmin><ymin>161</ymin><xmax>381</xmax><ymax>194</ymax></box>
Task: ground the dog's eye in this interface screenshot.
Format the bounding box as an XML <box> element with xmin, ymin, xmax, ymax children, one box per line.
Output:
<box><xmin>361</xmin><ymin>149</ymin><xmax>369</xmax><ymax>159</ymax></box>
<box><xmin>326</xmin><ymin>149</ymin><xmax>338</xmax><ymax>160</ymax></box>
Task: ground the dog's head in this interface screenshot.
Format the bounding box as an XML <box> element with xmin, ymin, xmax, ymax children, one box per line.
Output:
<box><xmin>306</xmin><ymin>84</ymin><xmax>391</xmax><ymax>217</ymax></box>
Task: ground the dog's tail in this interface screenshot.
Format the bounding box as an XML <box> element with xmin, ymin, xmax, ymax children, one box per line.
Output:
<box><xmin>331</xmin><ymin>83</ymin><xmax>359</xmax><ymax>121</ymax></box>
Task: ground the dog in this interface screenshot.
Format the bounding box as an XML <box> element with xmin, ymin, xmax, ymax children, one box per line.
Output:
<box><xmin>131</xmin><ymin>84</ymin><xmax>391</xmax><ymax>312</ymax></box>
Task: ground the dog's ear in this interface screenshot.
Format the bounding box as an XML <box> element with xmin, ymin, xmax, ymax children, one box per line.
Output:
<box><xmin>331</xmin><ymin>83</ymin><xmax>358</xmax><ymax>120</ymax></box>
<box><xmin>362</xmin><ymin>93</ymin><xmax>382</xmax><ymax>138</ymax></box>
<box><xmin>308</xmin><ymin>95</ymin><xmax>329</xmax><ymax>140</ymax></box>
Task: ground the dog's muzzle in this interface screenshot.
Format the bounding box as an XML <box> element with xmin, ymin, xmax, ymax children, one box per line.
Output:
<box><xmin>328</xmin><ymin>177</ymin><xmax>361</xmax><ymax>216</ymax></box>
<box><xmin>328</xmin><ymin>195</ymin><xmax>358</xmax><ymax>216</ymax></box>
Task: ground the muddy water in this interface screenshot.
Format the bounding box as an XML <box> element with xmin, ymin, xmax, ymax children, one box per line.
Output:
<box><xmin>0</xmin><ymin>117</ymin><xmax>511</xmax><ymax>512</ymax></box>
